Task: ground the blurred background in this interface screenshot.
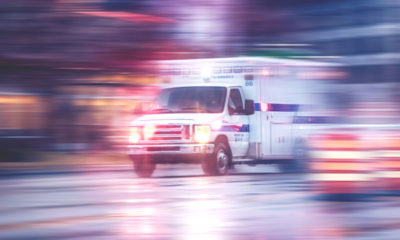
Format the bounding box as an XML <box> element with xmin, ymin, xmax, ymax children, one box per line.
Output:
<box><xmin>1</xmin><ymin>0</ymin><xmax>400</xmax><ymax>239</ymax></box>
<box><xmin>1</xmin><ymin>0</ymin><xmax>400</xmax><ymax>156</ymax></box>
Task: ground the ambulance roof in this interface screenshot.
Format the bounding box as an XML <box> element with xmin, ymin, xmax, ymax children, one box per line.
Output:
<box><xmin>160</xmin><ymin>56</ymin><xmax>341</xmax><ymax>67</ymax></box>
<box><xmin>161</xmin><ymin>83</ymin><xmax>239</xmax><ymax>89</ymax></box>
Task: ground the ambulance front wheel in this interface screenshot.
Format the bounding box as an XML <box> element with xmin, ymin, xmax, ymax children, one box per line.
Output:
<box><xmin>202</xmin><ymin>142</ymin><xmax>231</xmax><ymax>176</ymax></box>
<box><xmin>131</xmin><ymin>156</ymin><xmax>156</xmax><ymax>178</ymax></box>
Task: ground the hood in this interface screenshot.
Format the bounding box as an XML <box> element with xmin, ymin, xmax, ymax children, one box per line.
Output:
<box><xmin>132</xmin><ymin>113</ymin><xmax>224</xmax><ymax>126</ymax></box>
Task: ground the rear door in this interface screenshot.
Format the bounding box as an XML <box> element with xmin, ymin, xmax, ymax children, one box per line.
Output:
<box><xmin>270</xmin><ymin>110</ymin><xmax>293</xmax><ymax>155</ymax></box>
<box><xmin>260</xmin><ymin>71</ymin><xmax>293</xmax><ymax>157</ymax></box>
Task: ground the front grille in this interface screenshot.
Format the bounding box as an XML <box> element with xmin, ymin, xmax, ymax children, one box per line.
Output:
<box><xmin>147</xmin><ymin>146</ymin><xmax>180</xmax><ymax>152</ymax></box>
<box><xmin>148</xmin><ymin>124</ymin><xmax>190</xmax><ymax>141</ymax></box>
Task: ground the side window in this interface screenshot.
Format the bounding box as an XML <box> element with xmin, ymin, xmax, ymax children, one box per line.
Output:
<box><xmin>228</xmin><ymin>88</ymin><xmax>244</xmax><ymax>114</ymax></box>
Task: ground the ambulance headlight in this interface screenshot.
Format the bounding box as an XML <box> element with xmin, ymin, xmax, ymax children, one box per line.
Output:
<box><xmin>143</xmin><ymin>124</ymin><xmax>156</xmax><ymax>140</ymax></box>
<box><xmin>129</xmin><ymin>126</ymin><xmax>142</xmax><ymax>144</ymax></box>
<box><xmin>194</xmin><ymin>125</ymin><xmax>211</xmax><ymax>143</ymax></box>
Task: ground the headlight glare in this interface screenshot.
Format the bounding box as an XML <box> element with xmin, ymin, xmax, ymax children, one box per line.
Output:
<box><xmin>194</xmin><ymin>125</ymin><xmax>211</xmax><ymax>143</ymax></box>
<box><xmin>143</xmin><ymin>124</ymin><xmax>156</xmax><ymax>140</ymax></box>
<box><xmin>129</xmin><ymin>126</ymin><xmax>141</xmax><ymax>143</ymax></box>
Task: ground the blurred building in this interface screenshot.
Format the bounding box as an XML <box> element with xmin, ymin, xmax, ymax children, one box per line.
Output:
<box><xmin>256</xmin><ymin>0</ymin><xmax>400</xmax><ymax>84</ymax></box>
<box><xmin>1</xmin><ymin>0</ymin><xmax>399</xmax><ymax>155</ymax></box>
<box><xmin>246</xmin><ymin>0</ymin><xmax>400</xmax><ymax>124</ymax></box>
<box><xmin>0</xmin><ymin>0</ymin><xmax>167</xmax><ymax>152</ymax></box>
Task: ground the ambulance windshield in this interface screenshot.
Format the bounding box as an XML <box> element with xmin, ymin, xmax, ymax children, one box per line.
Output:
<box><xmin>152</xmin><ymin>87</ymin><xmax>227</xmax><ymax>113</ymax></box>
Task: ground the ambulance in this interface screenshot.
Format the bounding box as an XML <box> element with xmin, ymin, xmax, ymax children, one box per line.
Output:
<box><xmin>128</xmin><ymin>57</ymin><xmax>342</xmax><ymax>177</ymax></box>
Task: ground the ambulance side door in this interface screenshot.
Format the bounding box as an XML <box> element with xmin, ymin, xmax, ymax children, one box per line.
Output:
<box><xmin>226</xmin><ymin>87</ymin><xmax>250</xmax><ymax>157</ymax></box>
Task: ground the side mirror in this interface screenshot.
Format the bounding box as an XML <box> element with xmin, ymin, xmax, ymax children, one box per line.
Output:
<box><xmin>244</xmin><ymin>99</ymin><xmax>255</xmax><ymax>115</ymax></box>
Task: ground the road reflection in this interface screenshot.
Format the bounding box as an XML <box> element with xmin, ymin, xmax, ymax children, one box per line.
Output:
<box><xmin>0</xmin><ymin>168</ymin><xmax>399</xmax><ymax>239</ymax></box>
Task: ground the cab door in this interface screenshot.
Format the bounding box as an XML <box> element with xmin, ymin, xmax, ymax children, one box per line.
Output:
<box><xmin>225</xmin><ymin>88</ymin><xmax>250</xmax><ymax>157</ymax></box>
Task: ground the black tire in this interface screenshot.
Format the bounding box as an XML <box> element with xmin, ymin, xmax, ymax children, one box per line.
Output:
<box><xmin>202</xmin><ymin>142</ymin><xmax>231</xmax><ymax>176</ymax></box>
<box><xmin>132</xmin><ymin>156</ymin><xmax>156</xmax><ymax>178</ymax></box>
<box><xmin>201</xmin><ymin>157</ymin><xmax>213</xmax><ymax>175</ymax></box>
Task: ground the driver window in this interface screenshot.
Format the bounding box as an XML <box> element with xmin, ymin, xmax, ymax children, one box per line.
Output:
<box><xmin>228</xmin><ymin>88</ymin><xmax>244</xmax><ymax>114</ymax></box>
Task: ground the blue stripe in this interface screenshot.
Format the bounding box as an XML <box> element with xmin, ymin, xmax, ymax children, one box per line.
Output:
<box><xmin>293</xmin><ymin>116</ymin><xmax>343</xmax><ymax>124</ymax></box>
<box><xmin>270</xmin><ymin>103</ymin><xmax>299</xmax><ymax>112</ymax></box>
<box><xmin>254</xmin><ymin>103</ymin><xmax>299</xmax><ymax>112</ymax></box>
<box><xmin>220</xmin><ymin>124</ymin><xmax>250</xmax><ymax>132</ymax></box>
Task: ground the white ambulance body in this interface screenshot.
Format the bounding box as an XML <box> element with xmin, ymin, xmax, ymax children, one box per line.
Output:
<box><xmin>128</xmin><ymin>57</ymin><xmax>340</xmax><ymax>177</ymax></box>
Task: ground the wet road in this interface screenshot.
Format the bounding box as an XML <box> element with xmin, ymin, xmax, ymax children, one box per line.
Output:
<box><xmin>0</xmin><ymin>164</ymin><xmax>399</xmax><ymax>240</ymax></box>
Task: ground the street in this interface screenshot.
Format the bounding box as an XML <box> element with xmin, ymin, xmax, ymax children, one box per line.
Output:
<box><xmin>1</xmin><ymin>164</ymin><xmax>399</xmax><ymax>240</ymax></box>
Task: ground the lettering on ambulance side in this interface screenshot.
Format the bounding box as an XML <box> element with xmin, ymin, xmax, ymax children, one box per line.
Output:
<box><xmin>245</xmin><ymin>80</ymin><xmax>253</xmax><ymax>86</ymax></box>
<box><xmin>216</xmin><ymin>125</ymin><xmax>249</xmax><ymax>142</ymax></box>
<box><xmin>165</xmin><ymin>66</ymin><xmax>255</xmax><ymax>76</ymax></box>
<box><xmin>234</xmin><ymin>133</ymin><xmax>245</xmax><ymax>142</ymax></box>
<box><xmin>245</xmin><ymin>74</ymin><xmax>254</xmax><ymax>86</ymax></box>
<box><xmin>212</xmin><ymin>75</ymin><xmax>234</xmax><ymax>79</ymax></box>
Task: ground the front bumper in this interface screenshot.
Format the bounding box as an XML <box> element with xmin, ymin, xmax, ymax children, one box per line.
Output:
<box><xmin>128</xmin><ymin>143</ymin><xmax>214</xmax><ymax>155</ymax></box>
